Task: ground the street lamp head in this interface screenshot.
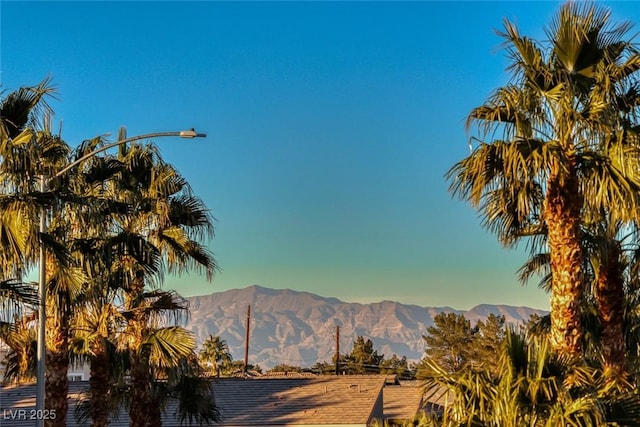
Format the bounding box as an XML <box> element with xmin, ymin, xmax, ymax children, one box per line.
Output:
<box><xmin>179</xmin><ymin>128</ymin><xmax>207</xmax><ymax>138</ymax></box>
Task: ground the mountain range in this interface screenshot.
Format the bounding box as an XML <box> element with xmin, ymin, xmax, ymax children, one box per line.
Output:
<box><xmin>185</xmin><ymin>285</ymin><xmax>548</xmax><ymax>369</ymax></box>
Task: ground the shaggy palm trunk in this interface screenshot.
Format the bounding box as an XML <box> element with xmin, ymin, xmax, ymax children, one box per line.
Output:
<box><xmin>129</xmin><ymin>343</ymin><xmax>152</xmax><ymax>427</ymax></box>
<box><xmin>596</xmin><ymin>241</ymin><xmax>627</xmax><ymax>377</ymax></box>
<box><xmin>148</xmin><ymin>394</ymin><xmax>163</xmax><ymax>427</ymax></box>
<box><xmin>89</xmin><ymin>340</ymin><xmax>111</xmax><ymax>427</ymax></box>
<box><xmin>45</xmin><ymin>302</ymin><xmax>70</xmax><ymax>427</ymax></box>
<box><xmin>544</xmin><ymin>160</ymin><xmax>583</xmax><ymax>357</ymax></box>
<box><xmin>126</xmin><ymin>278</ymin><xmax>152</xmax><ymax>427</ymax></box>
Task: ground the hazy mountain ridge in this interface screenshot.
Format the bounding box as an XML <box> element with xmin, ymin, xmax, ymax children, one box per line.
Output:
<box><xmin>185</xmin><ymin>285</ymin><xmax>548</xmax><ymax>369</ymax></box>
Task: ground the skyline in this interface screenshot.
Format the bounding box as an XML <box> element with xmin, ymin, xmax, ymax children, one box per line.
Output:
<box><xmin>3</xmin><ymin>1</ymin><xmax>637</xmax><ymax>311</ymax></box>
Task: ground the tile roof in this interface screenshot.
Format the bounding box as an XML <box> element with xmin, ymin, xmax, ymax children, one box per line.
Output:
<box><xmin>382</xmin><ymin>382</ymin><xmax>424</xmax><ymax>421</ymax></box>
<box><xmin>0</xmin><ymin>382</ymin><xmax>192</xmax><ymax>427</ymax></box>
<box><xmin>212</xmin><ymin>376</ymin><xmax>385</xmax><ymax>425</ymax></box>
<box><xmin>0</xmin><ymin>376</ymin><xmax>396</xmax><ymax>426</ymax></box>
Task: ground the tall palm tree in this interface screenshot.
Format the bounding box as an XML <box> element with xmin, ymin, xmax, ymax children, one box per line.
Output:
<box><xmin>0</xmin><ymin>79</ymin><xmax>85</xmax><ymax>426</ymax></box>
<box><xmin>199</xmin><ymin>335</ymin><xmax>233</xmax><ymax>377</ymax></box>
<box><xmin>0</xmin><ymin>79</ymin><xmax>57</xmax><ymax>303</ymax></box>
<box><xmin>446</xmin><ymin>2</ymin><xmax>640</xmax><ymax>357</ymax></box>
<box><xmin>60</xmin><ymin>131</ymin><xmax>216</xmax><ymax>426</ymax></box>
<box><xmin>520</xmin><ymin>221</ymin><xmax>640</xmax><ymax>381</ymax></box>
<box><xmin>581</xmin><ymin>223</ymin><xmax>629</xmax><ymax>380</ymax></box>
<box><xmin>97</xmin><ymin>141</ymin><xmax>216</xmax><ymax>427</ymax></box>
<box><xmin>71</xmin><ymin>292</ymin><xmax>126</xmax><ymax>427</ymax></box>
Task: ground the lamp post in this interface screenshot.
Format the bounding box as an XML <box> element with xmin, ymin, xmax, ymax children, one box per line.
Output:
<box><xmin>35</xmin><ymin>129</ymin><xmax>206</xmax><ymax>427</ymax></box>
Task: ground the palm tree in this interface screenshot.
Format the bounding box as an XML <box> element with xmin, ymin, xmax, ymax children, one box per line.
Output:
<box><xmin>97</xmin><ymin>141</ymin><xmax>216</xmax><ymax>427</ymax></box>
<box><xmin>424</xmin><ymin>329</ymin><xmax>640</xmax><ymax>426</ymax></box>
<box><xmin>148</xmin><ymin>353</ymin><xmax>220</xmax><ymax>426</ymax></box>
<box><xmin>519</xmin><ymin>220</ymin><xmax>640</xmax><ymax>381</ymax></box>
<box><xmin>446</xmin><ymin>2</ymin><xmax>640</xmax><ymax>357</ymax></box>
<box><xmin>0</xmin><ymin>79</ymin><xmax>86</xmax><ymax>426</ymax></box>
<box><xmin>60</xmin><ymin>131</ymin><xmax>215</xmax><ymax>427</ymax></box>
<box><xmin>0</xmin><ymin>79</ymin><xmax>56</xmax><ymax>308</ymax></box>
<box><xmin>71</xmin><ymin>291</ymin><xmax>126</xmax><ymax>427</ymax></box>
<box><xmin>2</xmin><ymin>312</ymin><xmax>38</xmax><ymax>383</ymax></box>
<box><xmin>199</xmin><ymin>335</ymin><xmax>233</xmax><ymax>377</ymax></box>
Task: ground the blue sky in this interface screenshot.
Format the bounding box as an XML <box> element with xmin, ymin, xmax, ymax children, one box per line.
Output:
<box><xmin>2</xmin><ymin>1</ymin><xmax>638</xmax><ymax>310</ymax></box>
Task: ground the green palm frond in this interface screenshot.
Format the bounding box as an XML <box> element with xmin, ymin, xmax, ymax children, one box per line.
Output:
<box><xmin>171</xmin><ymin>375</ymin><xmax>221</xmax><ymax>425</ymax></box>
<box><xmin>0</xmin><ymin>209</ymin><xmax>30</xmax><ymax>267</ymax></box>
<box><xmin>169</xmin><ymin>195</ymin><xmax>215</xmax><ymax>237</ymax></box>
<box><xmin>122</xmin><ymin>289</ymin><xmax>189</xmax><ymax>325</ymax></box>
<box><xmin>603</xmin><ymin>390</ymin><xmax>640</xmax><ymax>425</ymax></box>
<box><xmin>73</xmin><ymin>135</ymin><xmax>109</xmax><ymax>161</ymax></box>
<box><xmin>578</xmin><ymin>149</ymin><xmax>640</xmax><ymax>222</ymax></box>
<box><xmin>47</xmin><ymin>265</ymin><xmax>86</xmax><ymax>304</ymax></box>
<box><xmin>1</xmin><ymin>317</ymin><xmax>37</xmax><ymax>382</ymax></box>
<box><xmin>108</xmin><ymin>231</ymin><xmax>162</xmax><ymax>277</ymax></box>
<box><xmin>0</xmin><ymin>279</ymin><xmax>38</xmax><ymax>307</ymax></box>
<box><xmin>156</xmin><ymin>227</ymin><xmax>217</xmax><ymax>279</ymax></box>
<box><xmin>37</xmin><ymin>131</ymin><xmax>69</xmax><ymax>167</ymax></box>
<box><xmin>518</xmin><ymin>253</ymin><xmax>551</xmax><ymax>287</ymax></box>
<box><xmin>144</xmin><ymin>326</ymin><xmax>196</xmax><ymax>370</ymax></box>
<box><xmin>422</xmin><ymin>329</ymin><xmax>640</xmax><ymax>426</ymax></box>
<box><xmin>0</xmin><ymin>77</ymin><xmax>56</xmax><ymax>140</ymax></box>
<box><xmin>81</xmin><ymin>156</ymin><xmax>125</xmax><ymax>184</ymax></box>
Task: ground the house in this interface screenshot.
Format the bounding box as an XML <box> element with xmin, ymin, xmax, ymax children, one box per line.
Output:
<box><xmin>0</xmin><ymin>375</ymin><xmax>428</xmax><ymax>426</ymax></box>
<box><xmin>211</xmin><ymin>375</ymin><xmax>385</xmax><ymax>426</ymax></box>
<box><xmin>0</xmin><ymin>382</ymin><xmax>193</xmax><ymax>427</ymax></box>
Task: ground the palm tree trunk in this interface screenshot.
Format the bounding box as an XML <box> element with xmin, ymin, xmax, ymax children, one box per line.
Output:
<box><xmin>596</xmin><ymin>240</ymin><xmax>627</xmax><ymax>377</ymax></box>
<box><xmin>89</xmin><ymin>340</ymin><xmax>111</xmax><ymax>427</ymax></box>
<box><xmin>148</xmin><ymin>393</ymin><xmax>163</xmax><ymax>427</ymax></box>
<box><xmin>129</xmin><ymin>345</ymin><xmax>151</xmax><ymax>427</ymax></box>
<box><xmin>45</xmin><ymin>306</ymin><xmax>69</xmax><ymax>427</ymax></box>
<box><xmin>127</xmin><ymin>279</ymin><xmax>152</xmax><ymax>427</ymax></box>
<box><xmin>544</xmin><ymin>161</ymin><xmax>583</xmax><ymax>357</ymax></box>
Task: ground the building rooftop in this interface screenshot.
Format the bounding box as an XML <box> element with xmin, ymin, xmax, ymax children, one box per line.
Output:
<box><xmin>382</xmin><ymin>382</ymin><xmax>425</xmax><ymax>422</ymax></box>
<box><xmin>211</xmin><ymin>376</ymin><xmax>385</xmax><ymax>425</ymax></box>
<box><xmin>0</xmin><ymin>375</ymin><xmax>427</xmax><ymax>426</ymax></box>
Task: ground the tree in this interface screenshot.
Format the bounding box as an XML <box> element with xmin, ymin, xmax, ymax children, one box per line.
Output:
<box><xmin>418</xmin><ymin>313</ymin><xmax>477</xmax><ymax>377</ymax></box>
<box><xmin>343</xmin><ymin>336</ymin><xmax>384</xmax><ymax>374</ymax></box>
<box><xmin>0</xmin><ymin>78</ymin><xmax>87</xmax><ymax>427</ymax></box>
<box><xmin>417</xmin><ymin>313</ymin><xmax>507</xmax><ymax>380</ymax></box>
<box><xmin>474</xmin><ymin>314</ymin><xmax>506</xmax><ymax>375</ymax></box>
<box><xmin>311</xmin><ymin>361</ymin><xmax>334</xmax><ymax>375</ymax></box>
<box><xmin>424</xmin><ymin>329</ymin><xmax>640</xmax><ymax>426</ymax></box>
<box><xmin>72</xmin><ymin>353</ymin><xmax>220</xmax><ymax>427</ymax></box>
<box><xmin>379</xmin><ymin>354</ymin><xmax>413</xmax><ymax>379</ymax></box>
<box><xmin>0</xmin><ymin>78</ymin><xmax>58</xmax><ymax>278</ymax></box>
<box><xmin>104</xmin><ymin>142</ymin><xmax>216</xmax><ymax>427</ymax></box>
<box><xmin>2</xmin><ymin>313</ymin><xmax>38</xmax><ymax>383</ymax></box>
<box><xmin>519</xmin><ymin>219</ymin><xmax>640</xmax><ymax>380</ymax></box>
<box><xmin>269</xmin><ymin>364</ymin><xmax>303</xmax><ymax>374</ymax></box>
<box><xmin>0</xmin><ymin>81</ymin><xmax>139</xmax><ymax>427</ymax></box>
<box><xmin>51</xmin><ymin>129</ymin><xmax>216</xmax><ymax>426</ymax></box>
<box><xmin>199</xmin><ymin>335</ymin><xmax>233</xmax><ymax>377</ymax></box>
<box><xmin>446</xmin><ymin>2</ymin><xmax>640</xmax><ymax>358</ymax></box>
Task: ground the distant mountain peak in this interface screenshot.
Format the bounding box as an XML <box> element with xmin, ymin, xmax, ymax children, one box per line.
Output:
<box><xmin>185</xmin><ymin>286</ymin><xmax>548</xmax><ymax>369</ymax></box>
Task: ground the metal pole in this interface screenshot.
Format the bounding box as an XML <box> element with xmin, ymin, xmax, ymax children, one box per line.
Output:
<box><xmin>53</xmin><ymin>130</ymin><xmax>205</xmax><ymax>179</ymax></box>
<box><xmin>36</xmin><ymin>175</ymin><xmax>46</xmax><ymax>427</ymax></box>
<box><xmin>33</xmin><ymin>129</ymin><xmax>206</xmax><ymax>425</ymax></box>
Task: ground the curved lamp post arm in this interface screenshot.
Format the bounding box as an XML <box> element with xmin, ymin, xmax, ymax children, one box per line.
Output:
<box><xmin>52</xmin><ymin>130</ymin><xmax>206</xmax><ymax>181</ymax></box>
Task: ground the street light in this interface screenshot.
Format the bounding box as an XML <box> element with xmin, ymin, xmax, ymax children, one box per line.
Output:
<box><xmin>35</xmin><ymin>130</ymin><xmax>206</xmax><ymax>427</ymax></box>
